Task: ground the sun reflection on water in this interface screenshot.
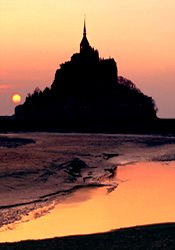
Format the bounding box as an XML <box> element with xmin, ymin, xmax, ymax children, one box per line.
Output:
<box><xmin>0</xmin><ymin>161</ymin><xmax>175</xmax><ymax>243</ymax></box>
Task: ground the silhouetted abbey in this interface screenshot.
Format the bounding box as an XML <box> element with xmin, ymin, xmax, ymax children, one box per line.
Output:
<box><xmin>15</xmin><ymin>20</ymin><xmax>157</xmax><ymax>131</ymax></box>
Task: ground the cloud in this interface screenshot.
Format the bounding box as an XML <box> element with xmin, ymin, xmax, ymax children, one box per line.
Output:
<box><xmin>0</xmin><ymin>84</ymin><xmax>10</xmax><ymax>93</ymax></box>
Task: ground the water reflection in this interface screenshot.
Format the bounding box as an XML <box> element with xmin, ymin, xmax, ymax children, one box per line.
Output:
<box><xmin>0</xmin><ymin>161</ymin><xmax>175</xmax><ymax>242</ymax></box>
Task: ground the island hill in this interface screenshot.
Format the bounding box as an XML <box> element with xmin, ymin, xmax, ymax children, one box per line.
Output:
<box><xmin>15</xmin><ymin>21</ymin><xmax>158</xmax><ymax>132</ymax></box>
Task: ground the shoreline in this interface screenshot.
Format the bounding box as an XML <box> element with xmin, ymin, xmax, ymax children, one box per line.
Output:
<box><xmin>0</xmin><ymin>222</ymin><xmax>175</xmax><ymax>249</ymax></box>
<box><xmin>1</xmin><ymin>118</ymin><xmax>175</xmax><ymax>135</ymax></box>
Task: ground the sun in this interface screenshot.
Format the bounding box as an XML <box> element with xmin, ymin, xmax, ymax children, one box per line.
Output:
<box><xmin>12</xmin><ymin>94</ymin><xmax>22</xmax><ymax>104</ymax></box>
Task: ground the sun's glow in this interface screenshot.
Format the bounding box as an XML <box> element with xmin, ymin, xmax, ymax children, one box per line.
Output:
<box><xmin>12</xmin><ymin>94</ymin><xmax>21</xmax><ymax>104</ymax></box>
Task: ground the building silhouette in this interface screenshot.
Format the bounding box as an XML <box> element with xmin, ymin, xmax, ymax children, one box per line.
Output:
<box><xmin>15</xmin><ymin>19</ymin><xmax>157</xmax><ymax>130</ymax></box>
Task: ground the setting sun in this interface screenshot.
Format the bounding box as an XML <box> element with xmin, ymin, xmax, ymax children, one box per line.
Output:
<box><xmin>12</xmin><ymin>94</ymin><xmax>21</xmax><ymax>104</ymax></box>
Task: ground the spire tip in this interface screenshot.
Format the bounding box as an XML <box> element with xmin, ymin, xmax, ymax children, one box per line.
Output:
<box><xmin>83</xmin><ymin>15</ymin><xmax>86</xmax><ymax>36</ymax></box>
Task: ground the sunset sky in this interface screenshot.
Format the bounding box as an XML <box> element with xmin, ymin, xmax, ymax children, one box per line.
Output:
<box><xmin>1</xmin><ymin>0</ymin><xmax>175</xmax><ymax>117</ymax></box>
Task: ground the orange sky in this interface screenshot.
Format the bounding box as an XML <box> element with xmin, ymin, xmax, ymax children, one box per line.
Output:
<box><xmin>1</xmin><ymin>0</ymin><xmax>175</xmax><ymax>117</ymax></box>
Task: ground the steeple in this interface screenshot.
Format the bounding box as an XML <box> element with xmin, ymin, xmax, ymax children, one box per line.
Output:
<box><xmin>83</xmin><ymin>15</ymin><xmax>86</xmax><ymax>37</ymax></box>
<box><xmin>80</xmin><ymin>16</ymin><xmax>90</xmax><ymax>52</ymax></box>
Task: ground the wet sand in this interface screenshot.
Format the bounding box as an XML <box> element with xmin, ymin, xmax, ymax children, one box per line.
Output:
<box><xmin>0</xmin><ymin>133</ymin><xmax>175</xmax><ymax>246</ymax></box>
<box><xmin>1</xmin><ymin>161</ymin><xmax>175</xmax><ymax>243</ymax></box>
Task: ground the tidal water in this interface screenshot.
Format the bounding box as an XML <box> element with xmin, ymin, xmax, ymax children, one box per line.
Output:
<box><xmin>0</xmin><ymin>133</ymin><xmax>175</xmax><ymax>242</ymax></box>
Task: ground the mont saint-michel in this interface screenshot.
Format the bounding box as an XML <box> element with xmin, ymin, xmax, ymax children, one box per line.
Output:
<box><xmin>14</xmin><ymin>20</ymin><xmax>157</xmax><ymax>131</ymax></box>
<box><xmin>15</xmin><ymin>22</ymin><xmax>156</xmax><ymax>129</ymax></box>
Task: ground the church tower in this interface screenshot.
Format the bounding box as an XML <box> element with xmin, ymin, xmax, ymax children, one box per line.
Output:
<box><xmin>80</xmin><ymin>17</ymin><xmax>91</xmax><ymax>53</ymax></box>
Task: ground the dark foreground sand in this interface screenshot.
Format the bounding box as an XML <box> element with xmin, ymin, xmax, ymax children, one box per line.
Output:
<box><xmin>0</xmin><ymin>223</ymin><xmax>175</xmax><ymax>250</ymax></box>
<box><xmin>0</xmin><ymin>136</ymin><xmax>35</xmax><ymax>148</ymax></box>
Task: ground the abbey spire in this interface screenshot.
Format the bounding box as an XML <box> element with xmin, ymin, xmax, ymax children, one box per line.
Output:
<box><xmin>80</xmin><ymin>16</ymin><xmax>90</xmax><ymax>52</ymax></box>
<box><xmin>83</xmin><ymin>16</ymin><xmax>86</xmax><ymax>37</ymax></box>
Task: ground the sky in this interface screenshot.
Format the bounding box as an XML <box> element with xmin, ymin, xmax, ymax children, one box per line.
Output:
<box><xmin>1</xmin><ymin>0</ymin><xmax>175</xmax><ymax>117</ymax></box>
